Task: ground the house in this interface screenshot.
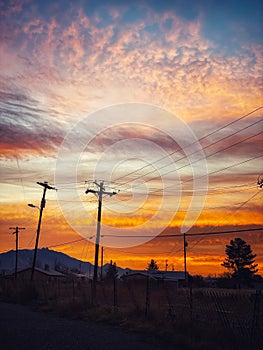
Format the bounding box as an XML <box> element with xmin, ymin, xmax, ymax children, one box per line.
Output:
<box><xmin>153</xmin><ymin>271</ymin><xmax>187</xmax><ymax>283</ymax></box>
<box><xmin>4</xmin><ymin>267</ymin><xmax>66</xmax><ymax>282</ymax></box>
<box><xmin>122</xmin><ymin>271</ymin><xmax>153</xmax><ymax>281</ymax></box>
<box><xmin>122</xmin><ymin>269</ymin><xmax>188</xmax><ymax>285</ymax></box>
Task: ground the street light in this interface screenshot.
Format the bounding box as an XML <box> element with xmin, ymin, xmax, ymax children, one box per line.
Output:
<box><xmin>28</xmin><ymin>203</ymin><xmax>40</xmax><ymax>210</ymax></box>
<box><xmin>28</xmin><ymin>182</ymin><xmax>56</xmax><ymax>281</ymax></box>
<box><xmin>28</xmin><ymin>202</ymin><xmax>41</xmax><ymax>281</ymax></box>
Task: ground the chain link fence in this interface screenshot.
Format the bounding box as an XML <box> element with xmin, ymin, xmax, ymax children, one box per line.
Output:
<box><xmin>1</xmin><ymin>277</ymin><xmax>262</xmax><ymax>349</ymax></box>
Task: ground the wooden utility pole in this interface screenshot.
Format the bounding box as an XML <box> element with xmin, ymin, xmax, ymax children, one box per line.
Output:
<box><xmin>183</xmin><ymin>231</ymin><xmax>188</xmax><ymax>283</ymax></box>
<box><xmin>9</xmin><ymin>226</ymin><xmax>25</xmax><ymax>279</ymax></box>
<box><xmin>165</xmin><ymin>259</ymin><xmax>168</xmax><ymax>271</ymax></box>
<box><xmin>85</xmin><ymin>181</ymin><xmax>117</xmax><ymax>304</ymax></box>
<box><xmin>30</xmin><ymin>182</ymin><xmax>56</xmax><ymax>281</ymax></box>
<box><xmin>100</xmin><ymin>246</ymin><xmax>104</xmax><ymax>281</ymax></box>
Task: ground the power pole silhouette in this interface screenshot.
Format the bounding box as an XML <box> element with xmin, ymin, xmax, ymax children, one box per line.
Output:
<box><xmin>85</xmin><ymin>181</ymin><xmax>117</xmax><ymax>303</ymax></box>
<box><xmin>100</xmin><ymin>246</ymin><xmax>104</xmax><ymax>281</ymax></box>
<box><xmin>30</xmin><ymin>182</ymin><xmax>56</xmax><ymax>281</ymax></box>
<box><xmin>9</xmin><ymin>226</ymin><xmax>25</xmax><ymax>279</ymax></box>
<box><xmin>183</xmin><ymin>232</ymin><xmax>188</xmax><ymax>283</ymax></box>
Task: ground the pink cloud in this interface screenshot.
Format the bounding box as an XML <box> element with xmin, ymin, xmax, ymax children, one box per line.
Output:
<box><xmin>0</xmin><ymin>2</ymin><xmax>262</xmax><ymax>152</ymax></box>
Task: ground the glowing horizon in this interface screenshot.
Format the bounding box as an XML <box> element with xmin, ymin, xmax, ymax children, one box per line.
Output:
<box><xmin>0</xmin><ymin>0</ymin><xmax>262</xmax><ymax>276</ymax></box>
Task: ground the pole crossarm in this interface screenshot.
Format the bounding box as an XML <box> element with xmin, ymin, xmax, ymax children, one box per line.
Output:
<box><xmin>9</xmin><ymin>227</ymin><xmax>25</xmax><ymax>233</ymax></box>
<box><xmin>37</xmin><ymin>181</ymin><xmax>57</xmax><ymax>191</ymax></box>
<box><xmin>85</xmin><ymin>183</ymin><xmax>117</xmax><ymax>197</ymax></box>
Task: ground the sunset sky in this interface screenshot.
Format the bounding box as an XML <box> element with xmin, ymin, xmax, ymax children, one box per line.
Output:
<box><xmin>0</xmin><ymin>0</ymin><xmax>262</xmax><ymax>276</ymax></box>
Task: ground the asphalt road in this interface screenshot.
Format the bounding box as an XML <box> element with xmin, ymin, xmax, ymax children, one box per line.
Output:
<box><xmin>0</xmin><ymin>302</ymin><xmax>176</xmax><ymax>350</ymax></box>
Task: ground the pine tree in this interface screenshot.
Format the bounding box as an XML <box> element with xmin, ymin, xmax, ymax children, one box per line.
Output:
<box><xmin>221</xmin><ymin>237</ymin><xmax>258</xmax><ymax>286</ymax></box>
<box><xmin>147</xmin><ymin>259</ymin><xmax>159</xmax><ymax>271</ymax></box>
<box><xmin>105</xmin><ymin>261</ymin><xmax>118</xmax><ymax>280</ymax></box>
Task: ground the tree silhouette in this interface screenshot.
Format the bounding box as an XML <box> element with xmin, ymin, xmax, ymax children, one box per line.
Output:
<box><xmin>221</xmin><ymin>237</ymin><xmax>258</xmax><ymax>286</ymax></box>
<box><xmin>147</xmin><ymin>259</ymin><xmax>159</xmax><ymax>271</ymax></box>
<box><xmin>105</xmin><ymin>261</ymin><xmax>118</xmax><ymax>280</ymax></box>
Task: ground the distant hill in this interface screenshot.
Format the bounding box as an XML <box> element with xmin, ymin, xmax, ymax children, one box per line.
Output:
<box><xmin>0</xmin><ymin>248</ymin><xmax>93</xmax><ymax>276</ymax></box>
<box><xmin>0</xmin><ymin>248</ymin><xmax>126</xmax><ymax>277</ymax></box>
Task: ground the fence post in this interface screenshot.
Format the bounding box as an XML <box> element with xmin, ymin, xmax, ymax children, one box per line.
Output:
<box><xmin>163</xmin><ymin>280</ymin><xmax>175</xmax><ymax>321</ymax></box>
<box><xmin>145</xmin><ymin>275</ymin><xmax>150</xmax><ymax>318</ymax></box>
<box><xmin>113</xmin><ymin>278</ymin><xmax>118</xmax><ymax>312</ymax></box>
<box><xmin>250</xmin><ymin>290</ymin><xmax>261</xmax><ymax>349</ymax></box>
<box><xmin>57</xmin><ymin>279</ymin><xmax>60</xmax><ymax>299</ymax></box>
<box><xmin>189</xmin><ymin>283</ymin><xmax>193</xmax><ymax>321</ymax></box>
<box><xmin>72</xmin><ymin>278</ymin><xmax>75</xmax><ymax>303</ymax></box>
<box><xmin>90</xmin><ymin>279</ymin><xmax>93</xmax><ymax>306</ymax></box>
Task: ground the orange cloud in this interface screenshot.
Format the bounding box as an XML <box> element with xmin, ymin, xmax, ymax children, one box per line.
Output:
<box><xmin>0</xmin><ymin>1</ymin><xmax>262</xmax><ymax>277</ymax></box>
<box><xmin>1</xmin><ymin>3</ymin><xmax>262</xmax><ymax>120</ymax></box>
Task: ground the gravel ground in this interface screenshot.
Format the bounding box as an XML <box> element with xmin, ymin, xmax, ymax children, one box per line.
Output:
<box><xmin>0</xmin><ymin>302</ymin><xmax>177</xmax><ymax>350</ymax></box>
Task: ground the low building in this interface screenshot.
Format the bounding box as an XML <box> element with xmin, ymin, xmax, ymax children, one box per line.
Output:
<box><xmin>122</xmin><ymin>269</ymin><xmax>188</xmax><ymax>284</ymax></box>
<box><xmin>5</xmin><ymin>267</ymin><xmax>66</xmax><ymax>282</ymax></box>
<box><xmin>122</xmin><ymin>271</ymin><xmax>153</xmax><ymax>281</ymax></box>
<box><xmin>153</xmin><ymin>271</ymin><xmax>187</xmax><ymax>282</ymax></box>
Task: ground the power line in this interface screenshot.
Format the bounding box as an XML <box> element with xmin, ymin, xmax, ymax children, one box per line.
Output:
<box><xmin>102</xmin><ymin>154</ymin><xmax>262</xmax><ymax>200</ymax></box>
<box><xmin>145</xmin><ymin>153</ymin><xmax>263</xmax><ymax>195</ymax></box>
<box><xmin>16</xmin><ymin>190</ymin><xmax>261</xmax><ymax>252</ymax></box>
<box><xmin>107</xmin><ymin>183</ymin><xmax>256</xmax><ymax>202</ymax></box>
<box><xmin>51</xmin><ymin>106</ymin><xmax>262</xmax><ymax>190</ymax></box>
<box><xmin>48</xmin><ymin>237</ymin><xmax>86</xmax><ymax>249</ymax></box>
<box><xmin>111</xmin><ymin>106</ymin><xmax>263</xmax><ymax>184</ymax></box>
<box><xmin>105</xmin><ymin>191</ymin><xmax>262</xmax><ymax>213</ymax></box>
<box><xmin>115</xmin><ymin>130</ymin><xmax>262</xmax><ymax>193</ymax></box>
<box><xmin>143</xmin><ymin>126</ymin><xmax>261</xmax><ymax>188</ymax></box>
<box><xmin>110</xmin><ymin>181</ymin><xmax>255</xmax><ymax>195</ymax></box>
<box><xmin>176</xmin><ymin>190</ymin><xmax>262</xmax><ymax>258</ymax></box>
<box><xmin>164</xmin><ymin>188</ymin><xmax>262</xmax><ymax>259</ymax></box>
<box><xmin>99</xmin><ymin>227</ymin><xmax>263</xmax><ymax>239</ymax></box>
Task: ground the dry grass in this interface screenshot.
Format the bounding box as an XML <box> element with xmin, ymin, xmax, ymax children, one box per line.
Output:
<box><xmin>1</xmin><ymin>278</ymin><xmax>262</xmax><ymax>350</ymax></box>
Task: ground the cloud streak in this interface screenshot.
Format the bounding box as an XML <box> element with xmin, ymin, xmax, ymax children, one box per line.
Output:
<box><xmin>0</xmin><ymin>91</ymin><xmax>66</xmax><ymax>157</ymax></box>
<box><xmin>0</xmin><ymin>0</ymin><xmax>262</xmax><ymax>275</ymax></box>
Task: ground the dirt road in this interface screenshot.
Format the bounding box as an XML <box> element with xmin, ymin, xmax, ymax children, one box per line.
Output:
<box><xmin>0</xmin><ymin>302</ymin><xmax>176</xmax><ymax>350</ymax></box>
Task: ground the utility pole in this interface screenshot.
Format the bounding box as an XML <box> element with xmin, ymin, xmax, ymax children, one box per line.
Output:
<box><xmin>9</xmin><ymin>226</ymin><xmax>25</xmax><ymax>279</ymax></box>
<box><xmin>100</xmin><ymin>246</ymin><xmax>104</xmax><ymax>281</ymax></box>
<box><xmin>85</xmin><ymin>181</ymin><xmax>117</xmax><ymax>303</ymax></box>
<box><xmin>30</xmin><ymin>181</ymin><xmax>56</xmax><ymax>281</ymax></box>
<box><xmin>183</xmin><ymin>232</ymin><xmax>188</xmax><ymax>283</ymax></box>
<box><xmin>165</xmin><ymin>259</ymin><xmax>168</xmax><ymax>271</ymax></box>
